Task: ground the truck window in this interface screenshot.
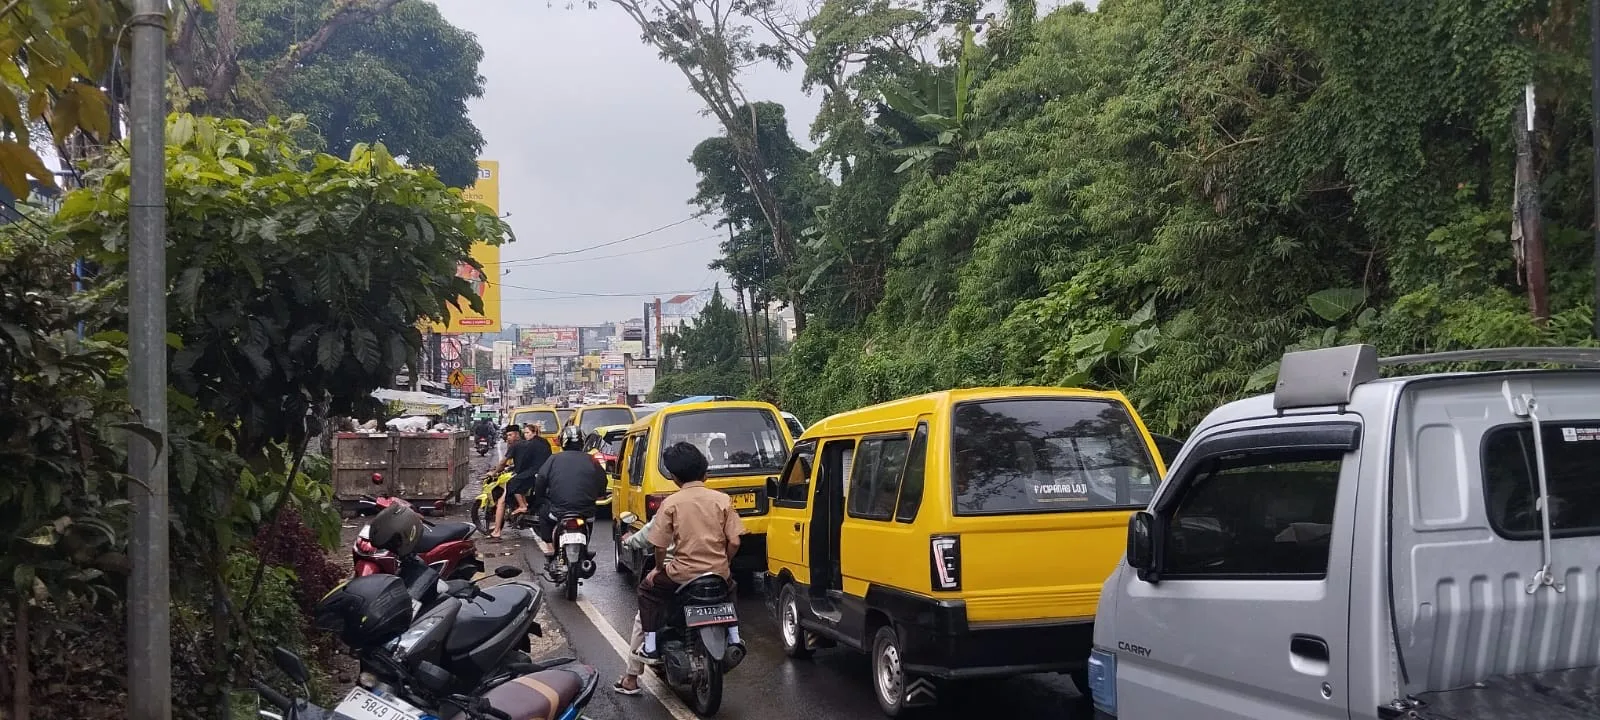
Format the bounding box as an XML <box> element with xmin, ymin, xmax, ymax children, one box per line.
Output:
<box><xmin>1164</xmin><ymin>450</ymin><xmax>1343</xmax><ymax>579</ymax></box>
<box><xmin>950</xmin><ymin>398</ymin><xmax>1159</xmax><ymax>516</ymax></box>
<box><xmin>848</xmin><ymin>434</ymin><xmax>910</xmax><ymax>521</ymax></box>
<box><xmin>1484</xmin><ymin>422</ymin><xmax>1600</xmax><ymax>539</ymax></box>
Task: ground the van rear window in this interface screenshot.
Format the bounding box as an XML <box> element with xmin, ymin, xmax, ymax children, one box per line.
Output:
<box><xmin>951</xmin><ymin>398</ymin><xmax>1159</xmax><ymax>516</ymax></box>
<box><xmin>1484</xmin><ymin>421</ymin><xmax>1600</xmax><ymax>540</ymax></box>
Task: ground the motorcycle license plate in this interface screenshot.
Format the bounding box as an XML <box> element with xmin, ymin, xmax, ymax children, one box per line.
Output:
<box><xmin>332</xmin><ymin>687</ymin><xmax>422</xmax><ymax>720</ymax></box>
<box><xmin>559</xmin><ymin>532</ymin><xmax>587</xmax><ymax>546</ymax></box>
<box><xmin>684</xmin><ymin>602</ymin><xmax>737</xmax><ymax>627</ymax></box>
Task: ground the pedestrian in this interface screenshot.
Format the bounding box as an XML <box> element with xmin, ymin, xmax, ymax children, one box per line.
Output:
<box><xmin>634</xmin><ymin>442</ymin><xmax>745</xmax><ymax>665</ymax></box>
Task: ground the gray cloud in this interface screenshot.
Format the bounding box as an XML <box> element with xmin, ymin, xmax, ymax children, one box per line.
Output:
<box><xmin>432</xmin><ymin>0</ymin><xmax>820</xmax><ymax>326</ymax></box>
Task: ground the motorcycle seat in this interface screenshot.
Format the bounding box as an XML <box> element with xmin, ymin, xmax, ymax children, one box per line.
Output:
<box><xmin>415</xmin><ymin>522</ymin><xmax>475</xmax><ymax>554</ymax></box>
<box><xmin>461</xmin><ymin>664</ymin><xmax>598</xmax><ymax>720</ymax></box>
<box><xmin>445</xmin><ymin>583</ymin><xmax>538</xmax><ymax>655</ymax></box>
<box><xmin>676</xmin><ymin>574</ymin><xmax>731</xmax><ymax>603</ymax></box>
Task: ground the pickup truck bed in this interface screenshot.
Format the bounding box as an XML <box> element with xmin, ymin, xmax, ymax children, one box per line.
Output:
<box><xmin>1410</xmin><ymin>666</ymin><xmax>1600</xmax><ymax>720</ymax></box>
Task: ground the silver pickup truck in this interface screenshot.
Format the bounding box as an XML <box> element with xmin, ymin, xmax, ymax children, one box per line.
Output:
<box><xmin>1088</xmin><ymin>344</ymin><xmax>1600</xmax><ymax>720</ymax></box>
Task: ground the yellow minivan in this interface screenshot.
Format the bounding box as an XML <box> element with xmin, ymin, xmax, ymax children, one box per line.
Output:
<box><xmin>764</xmin><ymin>387</ymin><xmax>1167</xmax><ymax>717</ymax></box>
<box><xmin>569</xmin><ymin>404</ymin><xmax>636</xmax><ymax>436</ymax></box>
<box><xmin>509</xmin><ymin>405</ymin><xmax>562</xmax><ymax>453</ymax></box>
<box><xmin>611</xmin><ymin>400</ymin><xmax>794</xmax><ymax>577</ymax></box>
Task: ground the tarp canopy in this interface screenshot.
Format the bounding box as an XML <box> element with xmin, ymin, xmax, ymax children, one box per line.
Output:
<box><xmin>372</xmin><ymin>388</ymin><xmax>469</xmax><ymax>416</ymax></box>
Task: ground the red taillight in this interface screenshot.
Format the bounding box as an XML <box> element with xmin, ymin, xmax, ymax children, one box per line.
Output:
<box><xmin>645</xmin><ymin>494</ymin><xmax>668</xmax><ymax>519</ymax></box>
<box><xmin>562</xmin><ymin>517</ymin><xmax>585</xmax><ymax>530</ymax></box>
<box><xmin>370</xmin><ymin>472</ymin><xmax>384</xmax><ymax>485</ymax></box>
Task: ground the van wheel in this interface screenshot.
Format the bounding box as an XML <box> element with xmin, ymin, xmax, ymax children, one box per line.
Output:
<box><xmin>872</xmin><ymin>626</ymin><xmax>912</xmax><ymax>717</ymax></box>
<box><xmin>613</xmin><ymin>533</ymin><xmax>628</xmax><ymax>573</ymax></box>
<box><xmin>778</xmin><ymin>584</ymin><xmax>812</xmax><ymax>659</ymax></box>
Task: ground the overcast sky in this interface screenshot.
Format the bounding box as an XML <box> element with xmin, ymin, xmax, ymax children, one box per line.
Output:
<box><xmin>430</xmin><ymin>0</ymin><xmax>821</xmax><ymax>327</ymax></box>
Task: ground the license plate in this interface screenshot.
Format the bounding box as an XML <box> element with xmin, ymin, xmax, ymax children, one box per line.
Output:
<box><xmin>727</xmin><ymin>492</ymin><xmax>757</xmax><ymax>511</ymax></box>
<box><xmin>559</xmin><ymin>532</ymin><xmax>587</xmax><ymax>546</ymax></box>
<box><xmin>684</xmin><ymin>602</ymin><xmax>737</xmax><ymax>627</ymax></box>
<box><xmin>333</xmin><ymin>687</ymin><xmax>421</xmax><ymax>720</ymax></box>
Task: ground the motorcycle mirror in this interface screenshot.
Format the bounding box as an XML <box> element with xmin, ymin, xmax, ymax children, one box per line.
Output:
<box><xmin>494</xmin><ymin>565</ymin><xmax>522</xmax><ymax>579</ymax></box>
<box><xmin>272</xmin><ymin>646</ymin><xmax>310</xmax><ymax>685</ymax></box>
<box><xmin>415</xmin><ymin>661</ymin><xmax>453</xmax><ymax>693</ymax></box>
<box><xmin>370</xmin><ymin>472</ymin><xmax>384</xmax><ymax>485</ymax></box>
<box><xmin>618</xmin><ymin>511</ymin><xmax>639</xmax><ymax>526</ymax></box>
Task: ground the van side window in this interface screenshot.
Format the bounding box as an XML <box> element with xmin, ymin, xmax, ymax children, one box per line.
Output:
<box><xmin>895</xmin><ymin>423</ymin><xmax>929</xmax><ymax>523</ymax></box>
<box><xmin>776</xmin><ymin>440</ymin><xmax>817</xmax><ymax>507</ymax></box>
<box><xmin>1484</xmin><ymin>421</ymin><xmax>1600</xmax><ymax>540</ymax></box>
<box><xmin>1163</xmin><ymin>449</ymin><xmax>1344</xmax><ymax>579</ymax></box>
<box><xmin>627</xmin><ymin>433</ymin><xmax>649</xmax><ymax>487</ymax></box>
<box><xmin>848</xmin><ymin>434</ymin><xmax>910</xmax><ymax>521</ymax></box>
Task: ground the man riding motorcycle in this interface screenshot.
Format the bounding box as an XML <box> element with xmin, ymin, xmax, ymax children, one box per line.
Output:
<box><xmin>529</xmin><ymin>425</ymin><xmax>608</xmax><ymax>570</ymax></box>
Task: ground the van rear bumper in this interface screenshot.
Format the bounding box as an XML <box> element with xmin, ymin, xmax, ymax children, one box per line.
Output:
<box><xmin>868</xmin><ymin>584</ymin><xmax>1093</xmax><ymax>679</ymax></box>
<box><xmin>901</xmin><ymin>618</ymin><xmax>1095</xmax><ymax>679</ymax></box>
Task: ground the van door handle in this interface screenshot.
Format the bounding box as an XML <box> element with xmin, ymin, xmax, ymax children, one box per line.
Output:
<box><xmin>793</xmin><ymin>522</ymin><xmax>802</xmax><ymax>531</ymax></box>
<box><xmin>1290</xmin><ymin>634</ymin><xmax>1329</xmax><ymax>662</ymax></box>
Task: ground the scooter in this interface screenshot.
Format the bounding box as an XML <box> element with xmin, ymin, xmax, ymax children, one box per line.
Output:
<box><xmin>475</xmin><ymin>436</ymin><xmax>493</xmax><ymax>457</ymax></box>
<box><xmin>353</xmin><ymin>497</ymin><xmax>484</xmax><ymax>582</ymax></box>
<box><xmin>544</xmin><ymin>512</ymin><xmax>598</xmax><ymax>602</ymax></box>
<box><xmin>651</xmin><ymin>573</ymin><xmax>746</xmax><ymax>716</ymax></box>
<box><xmin>470</xmin><ymin>469</ymin><xmax>512</xmax><ymax>535</ymax></box>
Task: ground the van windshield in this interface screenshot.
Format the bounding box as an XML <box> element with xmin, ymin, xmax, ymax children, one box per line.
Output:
<box><xmin>663</xmin><ymin>409</ymin><xmax>788</xmax><ymax>477</ymax></box>
<box><xmin>951</xmin><ymin>398</ymin><xmax>1159</xmax><ymax>515</ymax></box>
<box><xmin>514</xmin><ymin>410</ymin><xmax>560</xmax><ymax>434</ymax></box>
<box><xmin>580</xmin><ymin>408</ymin><xmax>635</xmax><ymax>434</ymax></box>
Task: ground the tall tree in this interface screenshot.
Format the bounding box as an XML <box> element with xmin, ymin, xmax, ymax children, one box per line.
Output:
<box><xmin>171</xmin><ymin>0</ymin><xmax>487</xmax><ymax>187</ymax></box>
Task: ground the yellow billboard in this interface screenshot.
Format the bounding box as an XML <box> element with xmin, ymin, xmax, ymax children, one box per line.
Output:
<box><xmin>431</xmin><ymin>160</ymin><xmax>502</xmax><ymax>333</ymax></box>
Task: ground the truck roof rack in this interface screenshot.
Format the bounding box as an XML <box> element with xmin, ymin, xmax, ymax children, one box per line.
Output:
<box><xmin>1273</xmin><ymin>345</ymin><xmax>1600</xmax><ymax>410</ymax></box>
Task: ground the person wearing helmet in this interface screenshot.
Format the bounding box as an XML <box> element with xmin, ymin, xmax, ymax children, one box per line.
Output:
<box><xmin>528</xmin><ymin>425</ymin><xmax>608</xmax><ymax>565</ymax></box>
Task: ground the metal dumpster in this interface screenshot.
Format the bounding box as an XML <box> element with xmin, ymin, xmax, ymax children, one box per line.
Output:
<box><xmin>332</xmin><ymin>431</ymin><xmax>470</xmax><ymax>515</ymax></box>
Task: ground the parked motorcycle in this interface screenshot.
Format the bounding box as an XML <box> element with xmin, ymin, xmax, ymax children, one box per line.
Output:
<box><xmin>651</xmin><ymin>572</ymin><xmax>746</xmax><ymax>715</ymax></box>
<box><xmin>544</xmin><ymin>512</ymin><xmax>598</xmax><ymax>602</ymax></box>
<box><xmin>255</xmin><ymin>571</ymin><xmax>599</xmax><ymax>720</ymax></box>
<box><xmin>353</xmin><ymin>502</ymin><xmax>484</xmax><ymax>583</ymax></box>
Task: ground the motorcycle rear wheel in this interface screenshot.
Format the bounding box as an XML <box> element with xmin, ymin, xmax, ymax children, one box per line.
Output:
<box><xmin>691</xmin><ymin>657</ymin><xmax>724</xmax><ymax>716</ymax></box>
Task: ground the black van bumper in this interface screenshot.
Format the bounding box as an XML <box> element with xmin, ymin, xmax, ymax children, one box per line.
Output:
<box><xmin>869</xmin><ymin>585</ymin><xmax>1094</xmax><ymax>679</ymax></box>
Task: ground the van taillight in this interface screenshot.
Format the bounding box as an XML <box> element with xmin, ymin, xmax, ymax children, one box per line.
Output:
<box><xmin>645</xmin><ymin>494</ymin><xmax>669</xmax><ymax>519</ymax></box>
<box><xmin>930</xmin><ymin>535</ymin><xmax>961</xmax><ymax>591</ymax></box>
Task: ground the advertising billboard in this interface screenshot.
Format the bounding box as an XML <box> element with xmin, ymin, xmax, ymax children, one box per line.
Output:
<box><xmin>492</xmin><ymin>341</ymin><xmax>514</xmax><ymax>370</ymax></box>
<box><xmin>430</xmin><ymin>160</ymin><xmax>502</xmax><ymax>334</ymax></box>
<box><xmin>616</xmin><ymin>340</ymin><xmax>643</xmax><ymax>357</ymax></box>
<box><xmin>517</xmin><ymin>327</ymin><xmax>579</xmax><ymax>358</ymax></box>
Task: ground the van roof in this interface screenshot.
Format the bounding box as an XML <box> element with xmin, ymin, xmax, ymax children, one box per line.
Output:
<box><xmin>626</xmin><ymin>399</ymin><xmax>783</xmax><ymax>431</ymax></box>
<box><xmin>802</xmin><ymin>386</ymin><xmax>1132</xmax><ymax>438</ymax></box>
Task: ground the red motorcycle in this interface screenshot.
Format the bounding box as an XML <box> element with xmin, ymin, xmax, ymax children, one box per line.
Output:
<box><xmin>351</xmin><ymin>473</ymin><xmax>485</xmax><ymax>581</ymax></box>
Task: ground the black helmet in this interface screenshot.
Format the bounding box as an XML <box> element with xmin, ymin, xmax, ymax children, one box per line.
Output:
<box><xmin>560</xmin><ymin>425</ymin><xmax>583</xmax><ymax>451</ymax></box>
<box><xmin>314</xmin><ymin>574</ymin><xmax>413</xmax><ymax>648</ymax></box>
<box><xmin>367</xmin><ymin>503</ymin><xmax>423</xmax><ymax>556</ymax></box>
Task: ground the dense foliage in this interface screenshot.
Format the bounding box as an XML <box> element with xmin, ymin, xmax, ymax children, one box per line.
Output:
<box><xmin>672</xmin><ymin>0</ymin><xmax>1600</xmax><ymax>433</ymax></box>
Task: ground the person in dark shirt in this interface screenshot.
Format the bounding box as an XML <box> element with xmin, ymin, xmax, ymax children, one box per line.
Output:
<box><xmin>495</xmin><ymin>425</ymin><xmax>552</xmax><ymax>539</ymax></box>
<box><xmin>531</xmin><ymin>425</ymin><xmax>609</xmax><ymax>566</ymax></box>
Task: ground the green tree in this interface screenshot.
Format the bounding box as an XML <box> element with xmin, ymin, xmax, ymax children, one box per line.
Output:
<box><xmin>171</xmin><ymin>0</ymin><xmax>487</xmax><ymax>187</ymax></box>
<box><xmin>650</xmin><ymin>288</ymin><xmax>755</xmax><ymax>399</ymax></box>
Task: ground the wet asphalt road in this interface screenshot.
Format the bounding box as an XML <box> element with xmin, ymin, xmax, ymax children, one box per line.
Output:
<box><xmin>528</xmin><ymin>516</ymin><xmax>1099</xmax><ymax>720</ymax></box>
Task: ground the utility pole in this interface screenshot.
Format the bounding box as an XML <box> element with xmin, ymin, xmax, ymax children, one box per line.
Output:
<box><xmin>126</xmin><ymin>0</ymin><xmax>171</xmax><ymax>717</ymax></box>
<box><xmin>1591</xmin><ymin>0</ymin><xmax>1600</xmax><ymax>338</ymax></box>
<box><xmin>1514</xmin><ymin>85</ymin><xmax>1549</xmax><ymax>324</ymax></box>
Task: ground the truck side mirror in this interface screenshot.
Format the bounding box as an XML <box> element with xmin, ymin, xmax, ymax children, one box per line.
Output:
<box><xmin>1128</xmin><ymin>511</ymin><xmax>1157</xmax><ymax>580</ymax></box>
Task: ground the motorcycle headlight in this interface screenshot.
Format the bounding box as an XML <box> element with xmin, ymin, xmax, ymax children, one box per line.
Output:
<box><xmin>393</xmin><ymin>616</ymin><xmax>446</xmax><ymax>659</ymax></box>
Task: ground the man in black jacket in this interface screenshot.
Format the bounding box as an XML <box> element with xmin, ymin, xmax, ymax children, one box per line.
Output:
<box><xmin>532</xmin><ymin>425</ymin><xmax>608</xmax><ymax>564</ymax></box>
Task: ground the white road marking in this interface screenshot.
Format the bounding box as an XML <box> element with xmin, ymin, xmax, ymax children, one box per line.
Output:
<box><xmin>574</xmin><ymin>596</ymin><xmax>697</xmax><ymax>720</ymax></box>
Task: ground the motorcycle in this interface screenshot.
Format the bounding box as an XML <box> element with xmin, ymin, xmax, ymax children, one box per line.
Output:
<box><xmin>475</xmin><ymin>436</ymin><xmax>493</xmax><ymax>457</ymax></box>
<box><xmin>651</xmin><ymin>572</ymin><xmax>746</xmax><ymax>716</ymax></box>
<box><xmin>255</xmin><ymin>570</ymin><xmax>599</xmax><ymax>720</ymax></box>
<box><xmin>353</xmin><ymin>498</ymin><xmax>484</xmax><ymax>582</ymax></box>
<box><xmin>470</xmin><ymin>470</ymin><xmax>512</xmax><ymax>535</ymax></box>
<box><xmin>544</xmin><ymin>512</ymin><xmax>598</xmax><ymax>602</ymax></box>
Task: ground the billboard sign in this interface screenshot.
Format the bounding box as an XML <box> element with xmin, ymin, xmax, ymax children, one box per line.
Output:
<box><xmin>510</xmin><ymin>359</ymin><xmax>534</xmax><ymax>377</ymax></box>
<box><xmin>616</xmin><ymin>340</ymin><xmax>643</xmax><ymax>357</ymax></box>
<box><xmin>517</xmin><ymin>327</ymin><xmax>579</xmax><ymax>358</ymax></box>
<box><xmin>430</xmin><ymin>160</ymin><xmax>502</xmax><ymax>334</ymax></box>
<box><xmin>492</xmin><ymin>341</ymin><xmax>514</xmax><ymax>370</ymax></box>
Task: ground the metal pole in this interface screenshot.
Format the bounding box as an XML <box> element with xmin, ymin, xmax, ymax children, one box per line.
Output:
<box><xmin>126</xmin><ymin>2</ymin><xmax>170</xmax><ymax>718</ymax></box>
<box><xmin>1591</xmin><ymin>0</ymin><xmax>1600</xmax><ymax>337</ymax></box>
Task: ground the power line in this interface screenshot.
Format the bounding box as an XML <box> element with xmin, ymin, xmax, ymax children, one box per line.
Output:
<box><xmin>497</xmin><ymin>233</ymin><xmax>719</xmax><ymax>267</ymax></box>
<box><xmin>492</xmin><ymin>280</ymin><xmax>714</xmax><ymax>299</ymax></box>
<box><xmin>490</xmin><ymin>216</ymin><xmax>703</xmax><ymax>264</ymax></box>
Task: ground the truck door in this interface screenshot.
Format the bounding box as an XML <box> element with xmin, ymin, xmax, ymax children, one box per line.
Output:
<box><xmin>1113</xmin><ymin>420</ymin><xmax>1361</xmax><ymax>720</ymax></box>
